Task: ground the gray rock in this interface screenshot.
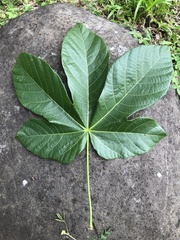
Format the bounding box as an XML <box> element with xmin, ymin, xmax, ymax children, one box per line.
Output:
<box><xmin>0</xmin><ymin>3</ymin><xmax>180</xmax><ymax>240</ymax></box>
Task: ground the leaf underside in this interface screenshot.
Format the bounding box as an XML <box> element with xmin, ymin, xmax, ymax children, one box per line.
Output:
<box><xmin>12</xmin><ymin>23</ymin><xmax>173</xmax><ymax>163</ymax></box>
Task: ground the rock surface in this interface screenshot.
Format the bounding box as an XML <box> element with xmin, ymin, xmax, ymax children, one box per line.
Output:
<box><xmin>0</xmin><ymin>3</ymin><xmax>180</xmax><ymax>240</ymax></box>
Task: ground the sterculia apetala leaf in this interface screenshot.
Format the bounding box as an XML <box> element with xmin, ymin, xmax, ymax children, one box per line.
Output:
<box><xmin>12</xmin><ymin>23</ymin><xmax>172</xmax><ymax>162</ymax></box>
<box><xmin>12</xmin><ymin>22</ymin><xmax>173</xmax><ymax>230</ymax></box>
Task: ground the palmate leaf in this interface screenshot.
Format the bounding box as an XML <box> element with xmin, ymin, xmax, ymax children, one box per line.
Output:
<box><xmin>13</xmin><ymin>23</ymin><xmax>172</xmax><ymax>162</ymax></box>
<box><xmin>13</xmin><ymin>23</ymin><xmax>173</xmax><ymax>230</ymax></box>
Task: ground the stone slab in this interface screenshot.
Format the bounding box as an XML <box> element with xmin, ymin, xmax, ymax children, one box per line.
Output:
<box><xmin>0</xmin><ymin>3</ymin><xmax>180</xmax><ymax>240</ymax></box>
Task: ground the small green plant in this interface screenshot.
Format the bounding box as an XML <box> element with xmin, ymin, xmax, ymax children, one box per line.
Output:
<box><xmin>103</xmin><ymin>0</ymin><xmax>123</xmax><ymax>20</ymax></box>
<box><xmin>92</xmin><ymin>225</ymin><xmax>111</xmax><ymax>240</ymax></box>
<box><xmin>55</xmin><ymin>213</ymin><xmax>77</xmax><ymax>240</ymax></box>
<box><xmin>129</xmin><ymin>28</ymin><xmax>152</xmax><ymax>45</ymax></box>
<box><xmin>12</xmin><ymin>23</ymin><xmax>172</xmax><ymax>235</ymax></box>
<box><xmin>98</xmin><ymin>229</ymin><xmax>111</xmax><ymax>240</ymax></box>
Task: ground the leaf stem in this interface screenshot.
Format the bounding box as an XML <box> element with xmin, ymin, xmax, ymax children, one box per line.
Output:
<box><xmin>86</xmin><ymin>133</ymin><xmax>93</xmax><ymax>230</ymax></box>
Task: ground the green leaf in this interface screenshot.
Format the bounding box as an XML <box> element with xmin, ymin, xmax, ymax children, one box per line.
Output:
<box><xmin>12</xmin><ymin>23</ymin><xmax>173</xmax><ymax>230</ymax></box>
<box><xmin>12</xmin><ymin>53</ymin><xmax>82</xmax><ymax>129</ymax></box>
<box><xmin>90</xmin><ymin>118</ymin><xmax>166</xmax><ymax>159</ymax></box>
<box><xmin>90</xmin><ymin>45</ymin><xmax>172</xmax><ymax>129</ymax></box>
<box><xmin>62</xmin><ymin>23</ymin><xmax>109</xmax><ymax>127</ymax></box>
<box><xmin>16</xmin><ymin>119</ymin><xmax>86</xmax><ymax>163</ymax></box>
<box><xmin>13</xmin><ymin>23</ymin><xmax>173</xmax><ymax>162</ymax></box>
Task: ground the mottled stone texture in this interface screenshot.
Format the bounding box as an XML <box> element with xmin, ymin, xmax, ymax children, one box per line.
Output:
<box><xmin>0</xmin><ymin>3</ymin><xmax>180</xmax><ymax>240</ymax></box>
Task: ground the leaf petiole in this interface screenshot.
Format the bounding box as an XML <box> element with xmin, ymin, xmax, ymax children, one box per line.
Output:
<box><xmin>86</xmin><ymin>132</ymin><xmax>93</xmax><ymax>230</ymax></box>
